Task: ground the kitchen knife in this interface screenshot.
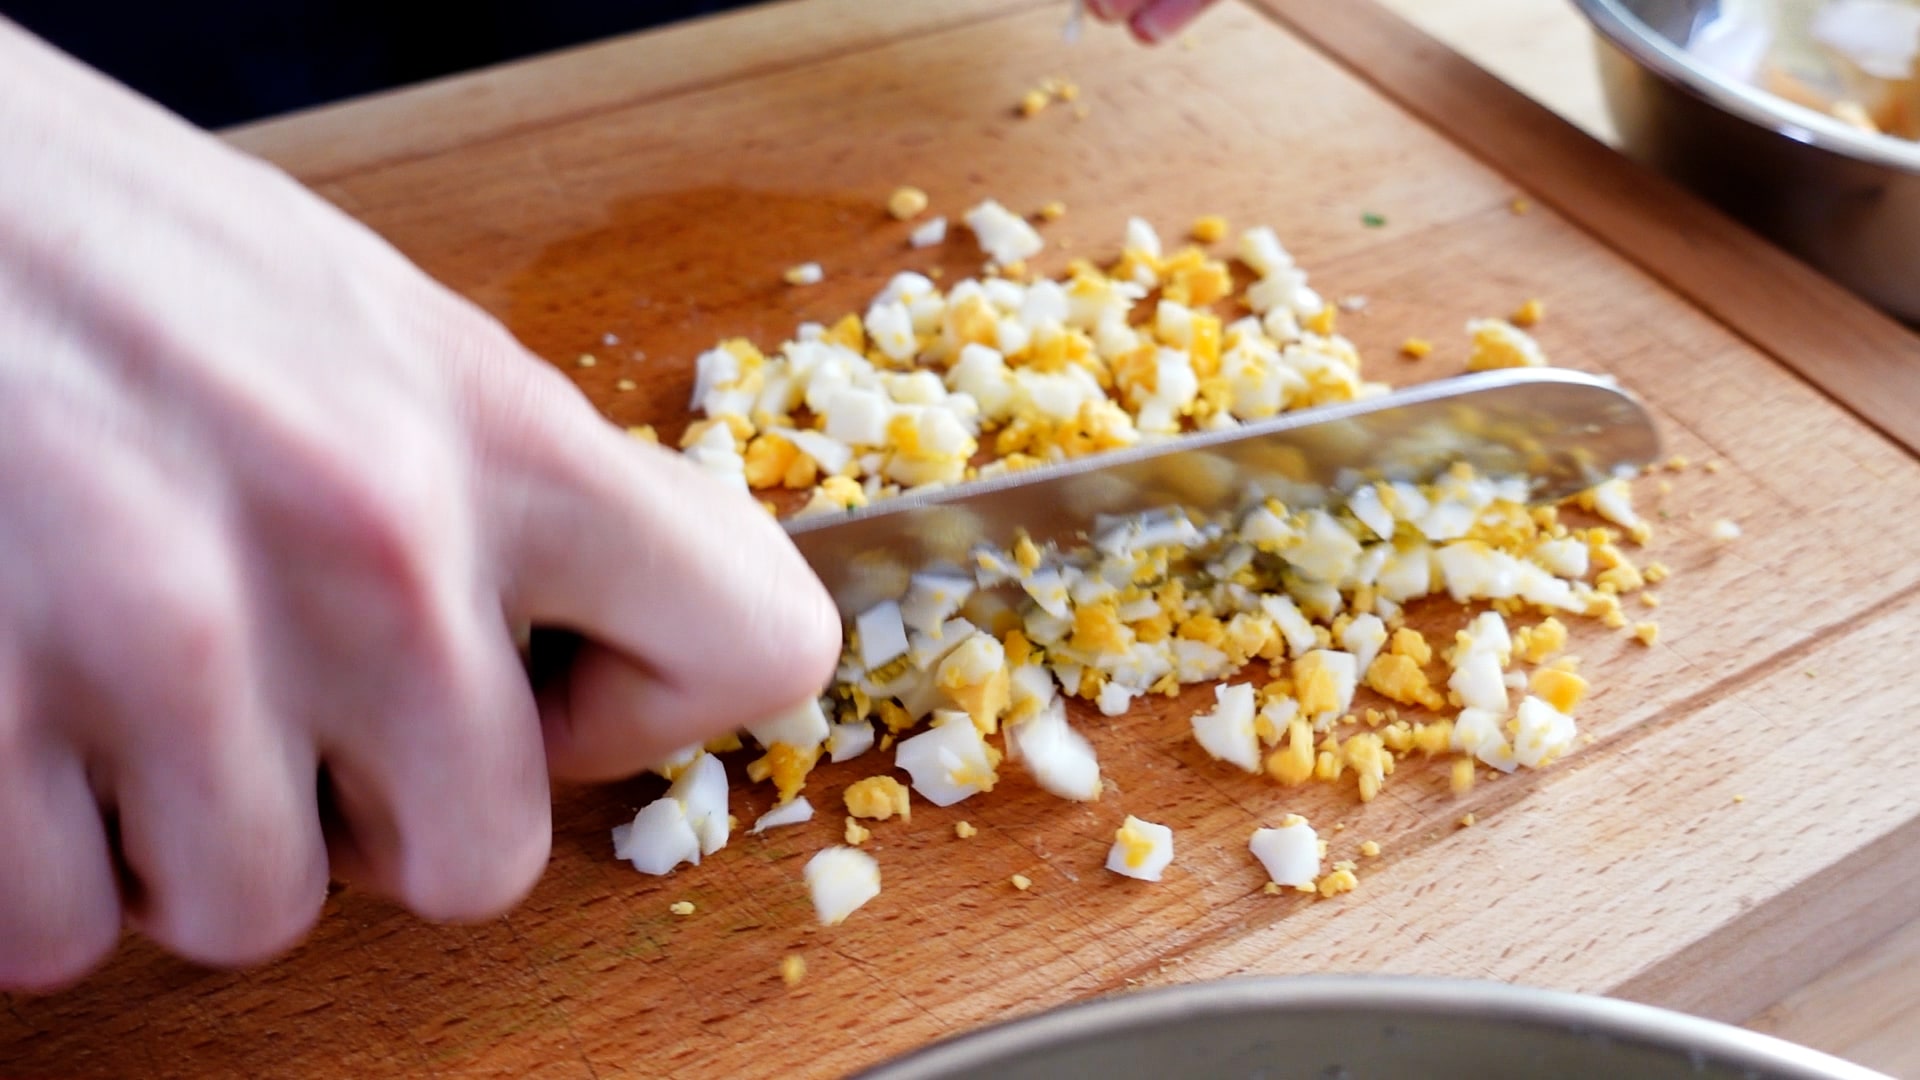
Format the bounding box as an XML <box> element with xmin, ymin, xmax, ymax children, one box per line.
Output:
<box><xmin>783</xmin><ymin>368</ymin><xmax>1659</xmax><ymax>616</ymax></box>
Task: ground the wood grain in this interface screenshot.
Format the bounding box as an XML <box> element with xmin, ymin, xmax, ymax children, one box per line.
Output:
<box><xmin>6</xmin><ymin>2</ymin><xmax>1920</xmax><ymax>1077</ymax></box>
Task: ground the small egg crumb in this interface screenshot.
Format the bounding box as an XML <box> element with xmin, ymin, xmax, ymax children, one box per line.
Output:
<box><xmin>615</xmin><ymin>378</ymin><xmax>637</xmax><ymax>392</ymax></box>
<box><xmin>1039</xmin><ymin>200</ymin><xmax>1067</xmax><ymax>221</ymax></box>
<box><xmin>1733</xmin><ymin>794</ymin><xmax>1747</xmax><ymax>803</ymax></box>
<box><xmin>888</xmin><ymin>186</ymin><xmax>930</xmax><ymax>221</ymax></box>
<box><xmin>1019</xmin><ymin>89</ymin><xmax>1050</xmax><ymax>117</ymax></box>
<box><xmin>626</xmin><ymin>424</ymin><xmax>659</xmax><ymax>443</ymax></box>
<box><xmin>844</xmin><ymin>817</ymin><xmax>872</xmax><ymax>845</ymax></box>
<box><xmin>784</xmin><ymin>262</ymin><xmax>824</xmax><ymax>286</ymax></box>
<box><xmin>1510</xmin><ymin>196</ymin><xmax>1533</xmax><ymax>215</ymax></box>
<box><xmin>1710</xmin><ymin>519</ymin><xmax>1742</xmax><ymax>542</ymax></box>
<box><xmin>1400</xmin><ymin>338</ymin><xmax>1433</xmax><ymax>360</ymax></box>
<box><xmin>1511</xmin><ymin>298</ymin><xmax>1545</xmax><ymax>327</ymax></box>
<box><xmin>955</xmin><ymin>821</ymin><xmax>978</xmax><ymax>839</ymax></box>
<box><xmin>781</xmin><ymin>954</ymin><xmax>806</xmax><ymax>986</ymax></box>
<box><xmin>1262</xmin><ymin>881</ymin><xmax>1283</xmax><ymax>895</ymax></box>
<box><xmin>1640</xmin><ymin>592</ymin><xmax>1661</xmax><ymax>608</ymax></box>
<box><xmin>1644</xmin><ymin>562</ymin><xmax>1671</xmax><ymax>584</ymax></box>
<box><xmin>1458</xmin><ymin>812</ymin><xmax>1477</xmax><ymax>828</ymax></box>
<box><xmin>1316</xmin><ymin>867</ymin><xmax>1357</xmax><ymax>898</ymax></box>
<box><xmin>670</xmin><ymin>900</ymin><xmax>695</xmax><ymax>916</ymax></box>
<box><xmin>1010</xmin><ymin>873</ymin><xmax>1033</xmax><ymax>891</ymax></box>
<box><xmin>1666</xmin><ymin>455</ymin><xmax>1691</xmax><ymax>471</ymax></box>
<box><xmin>576</xmin><ymin>354</ymin><xmax>597</xmax><ymax>368</ymax></box>
<box><xmin>1190</xmin><ymin>215</ymin><xmax>1228</xmax><ymax>243</ymax></box>
<box><xmin>1705</xmin><ymin>459</ymin><xmax>1725</xmax><ymax>474</ymax></box>
<box><xmin>1450</xmin><ymin>758</ymin><xmax>1475</xmax><ymax>794</ymax></box>
<box><xmin>1632</xmin><ymin>621</ymin><xmax>1660</xmax><ymax>646</ymax></box>
<box><xmin>1359</xmin><ymin>840</ymin><xmax>1381</xmax><ymax>858</ymax></box>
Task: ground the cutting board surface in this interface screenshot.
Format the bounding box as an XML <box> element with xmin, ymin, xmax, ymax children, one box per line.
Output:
<box><xmin>6</xmin><ymin>2</ymin><xmax>1920</xmax><ymax>1077</ymax></box>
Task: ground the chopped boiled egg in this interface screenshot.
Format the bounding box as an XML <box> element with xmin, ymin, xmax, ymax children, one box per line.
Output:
<box><xmin>1106</xmin><ymin>815</ymin><xmax>1174</xmax><ymax>882</ymax></box>
<box><xmin>1191</xmin><ymin>682</ymin><xmax>1260</xmax><ymax>773</ymax></box>
<box><xmin>751</xmin><ymin>796</ymin><xmax>815</xmax><ymax>834</ymax></box>
<box><xmin>804</xmin><ymin>847</ymin><xmax>881</xmax><ymax>925</ymax></box>
<box><xmin>1249</xmin><ymin>814</ymin><xmax>1320</xmax><ymax>888</ymax></box>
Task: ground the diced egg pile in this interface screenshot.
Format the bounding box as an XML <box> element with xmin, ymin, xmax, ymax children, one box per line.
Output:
<box><xmin>614</xmin><ymin>202</ymin><xmax>1669</xmax><ymax>926</ymax></box>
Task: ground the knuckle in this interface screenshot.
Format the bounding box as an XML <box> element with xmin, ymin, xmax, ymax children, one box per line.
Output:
<box><xmin>398</xmin><ymin>817</ymin><xmax>548</xmax><ymax>924</ymax></box>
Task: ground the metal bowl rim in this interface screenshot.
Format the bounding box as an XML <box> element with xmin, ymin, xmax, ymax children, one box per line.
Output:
<box><xmin>1569</xmin><ymin>0</ymin><xmax>1920</xmax><ymax>173</ymax></box>
<box><xmin>852</xmin><ymin>974</ymin><xmax>1890</xmax><ymax>1080</ymax></box>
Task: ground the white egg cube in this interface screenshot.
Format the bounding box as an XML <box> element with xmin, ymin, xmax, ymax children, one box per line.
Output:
<box><xmin>1192</xmin><ymin>682</ymin><xmax>1260</xmax><ymax>773</ymax></box>
<box><xmin>1106</xmin><ymin>815</ymin><xmax>1174</xmax><ymax>882</ymax></box>
<box><xmin>895</xmin><ymin>710</ymin><xmax>997</xmax><ymax>806</ymax></box>
<box><xmin>1009</xmin><ymin>699</ymin><xmax>1103</xmax><ymax>801</ymax></box>
<box><xmin>856</xmin><ymin>600</ymin><xmax>910</xmax><ymax>671</ymax></box>
<box><xmin>750</xmin><ymin>795</ymin><xmax>814</xmax><ymax>834</ymax></box>
<box><xmin>666</xmin><ymin>752</ymin><xmax>730</xmax><ymax>856</ymax></box>
<box><xmin>909</xmin><ymin>216</ymin><xmax>948</xmax><ymax>248</ymax></box>
<box><xmin>1339</xmin><ymin>614</ymin><xmax>1388</xmax><ymax>678</ymax></box>
<box><xmin>964</xmin><ymin>199</ymin><xmax>1044</xmax><ymax>266</ymax></box>
<box><xmin>1512</xmin><ymin>695</ymin><xmax>1577</xmax><ymax>768</ymax></box>
<box><xmin>1125</xmin><ymin>216</ymin><xmax>1164</xmax><ymax>259</ymax></box>
<box><xmin>804</xmin><ymin>847</ymin><xmax>881</xmax><ymax>926</ymax></box>
<box><xmin>614</xmin><ymin>797</ymin><xmax>703</xmax><ymax>876</ymax></box>
<box><xmin>747</xmin><ymin>697</ymin><xmax>831</xmax><ymax>750</ymax></box>
<box><xmin>826</xmin><ymin>720</ymin><xmax>877</xmax><ymax>763</ymax></box>
<box><xmin>1249</xmin><ymin>818</ymin><xmax>1319</xmax><ymax>888</ymax></box>
<box><xmin>823</xmin><ymin>386</ymin><xmax>893</xmax><ymax>447</ymax></box>
<box><xmin>1448</xmin><ymin>648</ymin><xmax>1509</xmax><ymax>713</ymax></box>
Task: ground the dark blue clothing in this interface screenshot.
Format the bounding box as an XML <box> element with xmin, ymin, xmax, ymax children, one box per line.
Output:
<box><xmin>5</xmin><ymin>1</ymin><xmax>753</xmax><ymax>129</ymax></box>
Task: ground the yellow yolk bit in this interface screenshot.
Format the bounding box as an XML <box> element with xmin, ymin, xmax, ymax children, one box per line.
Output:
<box><xmin>1400</xmin><ymin>338</ymin><xmax>1433</xmax><ymax>360</ymax></box>
<box><xmin>845</xmin><ymin>776</ymin><xmax>911</xmax><ymax>822</ymax></box>
<box><xmin>781</xmin><ymin>954</ymin><xmax>806</xmax><ymax>987</ymax></box>
<box><xmin>1114</xmin><ymin>818</ymin><xmax>1156</xmax><ymax>870</ymax></box>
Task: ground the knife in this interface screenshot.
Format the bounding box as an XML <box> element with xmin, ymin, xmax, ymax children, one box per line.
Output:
<box><xmin>783</xmin><ymin>368</ymin><xmax>1660</xmax><ymax>616</ymax></box>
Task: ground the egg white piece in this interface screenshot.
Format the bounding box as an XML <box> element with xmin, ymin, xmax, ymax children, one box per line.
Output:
<box><xmin>614</xmin><ymin>798</ymin><xmax>703</xmax><ymax>876</ymax></box>
<box><xmin>909</xmin><ymin>215</ymin><xmax>948</xmax><ymax>248</ymax></box>
<box><xmin>1340</xmin><ymin>614</ymin><xmax>1388</xmax><ymax>679</ymax></box>
<box><xmin>895</xmin><ymin>710</ymin><xmax>997</xmax><ymax>806</ymax></box>
<box><xmin>1106</xmin><ymin>815</ymin><xmax>1175</xmax><ymax>882</ymax></box>
<box><xmin>1511</xmin><ymin>695</ymin><xmax>1577</xmax><ymax>768</ymax></box>
<box><xmin>747</xmin><ymin>698</ymin><xmax>831</xmax><ymax>751</ymax></box>
<box><xmin>1009</xmin><ymin>699</ymin><xmax>1103</xmax><ymax>801</ymax></box>
<box><xmin>667</xmin><ymin>752</ymin><xmax>731</xmax><ymax>856</ymax></box>
<box><xmin>964</xmin><ymin>199</ymin><xmax>1044</xmax><ymax>266</ymax></box>
<box><xmin>1191</xmin><ymin>682</ymin><xmax>1260</xmax><ymax>773</ymax></box>
<box><xmin>826</xmin><ymin>720</ymin><xmax>877</xmax><ymax>763</ymax></box>
<box><xmin>751</xmin><ymin>795</ymin><xmax>815</xmax><ymax>834</ymax></box>
<box><xmin>1448</xmin><ymin>648</ymin><xmax>1508</xmax><ymax>713</ymax></box>
<box><xmin>804</xmin><ymin>847</ymin><xmax>881</xmax><ymax>926</ymax></box>
<box><xmin>1249</xmin><ymin>819</ymin><xmax>1320</xmax><ymax>888</ymax></box>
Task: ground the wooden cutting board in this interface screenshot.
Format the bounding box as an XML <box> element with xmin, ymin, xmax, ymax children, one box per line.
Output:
<box><xmin>7</xmin><ymin>2</ymin><xmax>1920</xmax><ymax>1077</ymax></box>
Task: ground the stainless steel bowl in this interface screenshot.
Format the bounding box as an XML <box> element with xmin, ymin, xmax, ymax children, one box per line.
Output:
<box><xmin>1572</xmin><ymin>0</ymin><xmax>1920</xmax><ymax>323</ymax></box>
<box><xmin>855</xmin><ymin>976</ymin><xmax>1889</xmax><ymax>1079</ymax></box>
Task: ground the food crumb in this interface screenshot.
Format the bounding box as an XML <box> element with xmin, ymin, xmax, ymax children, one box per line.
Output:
<box><xmin>616</xmin><ymin>378</ymin><xmax>637</xmax><ymax>392</ymax></box>
<box><xmin>784</xmin><ymin>262</ymin><xmax>824</xmax><ymax>286</ymax></box>
<box><xmin>888</xmin><ymin>186</ymin><xmax>930</xmax><ymax>221</ymax></box>
<box><xmin>1732</xmin><ymin>794</ymin><xmax>1747</xmax><ymax>804</ymax></box>
<box><xmin>1359</xmin><ymin>840</ymin><xmax>1381</xmax><ymax>858</ymax></box>
<box><xmin>1644</xmin><ymin>562</ymin><xmax>1671</xmax><ymax>584</ymax></box>
<box><xmin>576</xmin><ymin>353</ymin><xmax>597</xmax><ymax>368</ymax></box>
<box><xmin>1450</xmin><ymin>758</ymin><xmax>1475</xmax><ymax>794</ymax></box>
<box><xmin>1019</xmin><ymin>89</ymin><xmax>1050</xmax><ymax>117</ymax></box>
<box><xmin>1361</xmin><ymin>211</ymin><xmax>1387</xmax><ymax>228</ymax></box>
<box><xmin>780</xmin><ymin>954</ymin><xmax>806</xmax><ymax>987</ymax></box>
<box><xmin>845</xmin><ymin>775</ymin><xmax>911</xmax><ymax>821</ymax></box>
<box><xmin>1262</xmin><ymin>881</ymin><xmax>1283</xmax><ymax>895</ymax></box>
<box><xmin>669</xmin><ymin>900</ymin><xmax>695</xmax><ymax>916</ymax></box>
<box><xmin>1400</xmin><ymin>337</ymin><xmax>1433</xmax><ymax>359</ymax></box>
<box><xmin>1666</xmin><ymin>454</ymin><xmax>1691</xmax><ymax>471</ymax></box>
<box><xmin>955</xmin><ymin>821</ymin><xmax>978</xmax><ymax>839</ymax></box>
<box><xmin>1037</xmin><ymin>200</ymin><xmax>1068</xmax><ymax>221</ymax></box>
<box><xmin>844</xmin><ymin>817</ymin><xmax>872</xmax><ymax>846</ymax></box>
<box><xmin>1511</xmin><ymin>298</ymin><xmax>1545</xmax><ymax>327</ymax></box>
<box><xmin>602</xmin><ymin>332</ymin><xmax>620</xmax><ymax>346</ymax></box>
<box><xmin>1704</xmin><ymin>459</ymin><xmax>1725</xmax><ymax>474</ymax></box>
<box><xmin>1190</xmin><ymin>215</ymin><xmax>1228</xmax><ymax>243</ymax></box>
<box><xmin>1316</xmin><ymin>867</ymin><xmax>1357</xmax><ymax>897</ymax></box>
<box><xmin>1632</xmin><ymin>621</ymin><xmax>1660</xmax><ymax>646</ymax></box>
<box><xmin>1510</xmin><ymin>196</ymin><xmax>1533</xmax><ymax>215</ymax></box>
<box><xmin>1710</xmin><ymin>518</ymin><xmax>1742</xmax><ymax>542</ymax></box>
<box><xmin>1458</xmin><ymin>812</ymin><xmax>1477</xmax><ymax>828</ymax></box>
<box><xmin>627</xmin><ymin>424</ymin><xmax>659</xmax><ymax>443</ymax></box>
<box><xmin>1010</xmin><ymin>873</ymin><xmax>1033</xmax><ymax>891</ymax></box>
<box><xmin>1640</xmin><ymin>592</ymin><xmax>1661</xmax><ymax>608</ymax></box>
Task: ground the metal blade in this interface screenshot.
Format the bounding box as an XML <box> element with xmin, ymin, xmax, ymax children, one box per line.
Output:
<box><xmin>784</xmin><ymin>368</ymin><xmax>1659</xmax><ymax>615</ymax></box>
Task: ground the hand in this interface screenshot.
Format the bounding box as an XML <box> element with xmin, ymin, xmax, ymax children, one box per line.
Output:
<box><xmin>0</xmin><ymin>20</ymin><xmax>839</xmax><ymax>990</ymax></box>
<box><xmin>1085</xmin><ymin>0</ymin><xmax>1222</xmax><ymax>43</ymax></box>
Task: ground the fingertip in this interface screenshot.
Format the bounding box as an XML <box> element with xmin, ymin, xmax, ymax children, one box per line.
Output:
<box><xmin>0</xmin><ymin>903</ymin><xmax>120</xmax><ymax>993</ymax></box>
<box><xmin>397</xmin><ymin>818</ymin><xmax>550</xmax><ymax>924</ymax></box>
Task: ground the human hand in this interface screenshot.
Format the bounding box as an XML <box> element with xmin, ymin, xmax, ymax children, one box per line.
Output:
<box><xmin>1084</xmin><ymin>0</ymin><xmax>1222</xmax><ymax>43</ymax></box>
<box><xmin>0</xmin><ymin>19</ymin><xmax>839</xmax><ymax>990</ymax></box>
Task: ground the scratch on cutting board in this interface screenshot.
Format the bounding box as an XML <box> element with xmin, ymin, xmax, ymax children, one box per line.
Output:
<box><xmin>828</xmin><ymin>940</ymin><xmax>954</xmax><ymax>1037</ymax></box>
<box><xmin>503</xmin><ymin>915</ymin><xmax>602</xmax><ymax>1080</ymax></box>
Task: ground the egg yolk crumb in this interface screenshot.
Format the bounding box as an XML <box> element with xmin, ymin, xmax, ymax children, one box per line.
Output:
<box><xmin>955</xmin><ymin>821</ymin><xmax>978</xmax><ymax>839</ymax></box>
<box><xmin>1010</xmin><ymin>873</ymin><xmax>1033</xmax><ymax>891</ymax></box>
<box><xmin>781</xmin><ymin>954</ymin><xmax>806</xmax><ymax>986</ymax></box>
<box><xmin>845</xmin><ymin>776</ymin><xmax>911</xmax><ymax>821</ymax></box>
<box><xmin>670</xmin><ymin>901</ymin><xmax>695</xmax><ymax>916</ymax></box>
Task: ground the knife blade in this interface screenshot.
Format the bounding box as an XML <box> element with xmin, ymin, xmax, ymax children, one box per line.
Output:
<box><xmin>783</xmin><ymin>368</ymin><xmax>1659</xmax><ymax>616</ymax></box>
